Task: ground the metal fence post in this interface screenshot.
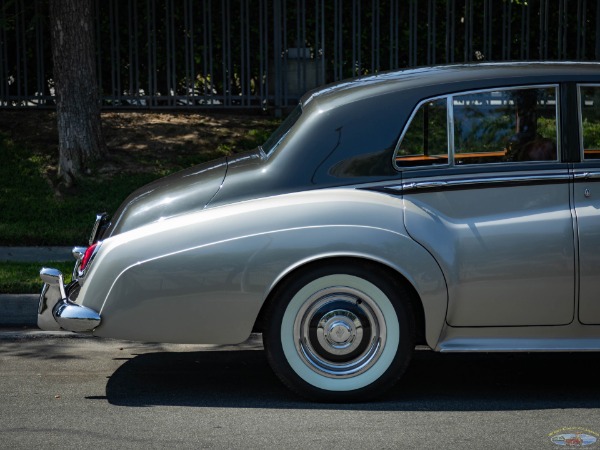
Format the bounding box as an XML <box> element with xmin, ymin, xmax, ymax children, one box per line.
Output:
<box><xmin>1</xmin><ymin>0</ymin><xmax>599</xmax><ymax>111</ymax></box>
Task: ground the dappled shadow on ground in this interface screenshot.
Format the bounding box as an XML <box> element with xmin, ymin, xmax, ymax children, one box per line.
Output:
<box><xmin>102</xmin><ymin>349</ymin><xmax>600</xmax><ymax>411</ymax></box>
<box><xmin>0</xmin><ymin>333</ymin><xmax>91</xmax><ymax>360</ymax></box>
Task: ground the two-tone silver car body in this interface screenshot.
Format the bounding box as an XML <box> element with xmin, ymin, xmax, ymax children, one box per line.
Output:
<box><xmin>39</xmin><ymin>62</ymin><xmax>600</xmax><ymax>401</ymax></box>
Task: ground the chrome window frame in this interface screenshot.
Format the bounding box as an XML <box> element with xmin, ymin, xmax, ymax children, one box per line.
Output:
<box><xmin>447</xmin><ymin>95</ymin><xmax>456</xmax><ymax>167</ymax></box>
<box><xmin>393</xmin><ymin>84</ymin><xmax>561</xmax><ymax>171</ymax></box>
<box><xmin>577</xmin><ymin>83</ymin><xmax>600</xmax><ymax>161</ymax></box>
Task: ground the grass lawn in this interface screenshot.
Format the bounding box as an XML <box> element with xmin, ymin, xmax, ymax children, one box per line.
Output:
<box><xmin>0</xmin><ymin>261</ymin><xmax>73</xmax><ymax>294</ymax></box>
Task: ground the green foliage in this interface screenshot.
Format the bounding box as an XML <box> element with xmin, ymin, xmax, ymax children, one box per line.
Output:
<box><xmin>454</xmin><ymin>105</ymin><xmax>513</xmax><ymax>154</ymax></box>
<box><xmin>578</xmin><ymin>87</ymin><xmax>600</xmax><ymax>149</ymax></box>
<box><xmin>582</xmin><ymin>118</ymin><xmax>600</xmax><ymax>149</ymax></box>
<box><xmin>537</xmin><ymin>117</ymin><xmax>558</xmax><ymax>140</ymax></box>
<box><xmin>0</xmin><ymin>133</ymin><xmax>158</xmax><ymax>245</ymax></box>
<box><xmin>0</xmin><ymin>261</ymin><xmax>73</xmax><ymax>294</ymax></box>
<box><xmin>397</xmin><ymin>99</ymin><xmax>447</xmax><ymax>157</ymax></box>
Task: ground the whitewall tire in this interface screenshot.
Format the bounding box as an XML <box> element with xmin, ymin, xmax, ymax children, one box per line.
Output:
<box><xmin>264</xmin><ymin>261</ymin><xmax>415</xmax><ymax>402</ymax></box>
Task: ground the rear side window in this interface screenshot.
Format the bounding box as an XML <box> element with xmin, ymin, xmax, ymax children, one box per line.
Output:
<box><xmin>395</xmin><ymin>86</ymin><xmax>559</xmax><ymax>168</ymax></box>
<box><xmin>396</xmin><ymin>98</ymin><xmax>448</xmax><ymax>167</ymax></box>
<box><xmin>579</xmin><ymin>85</ymin><xmax>600</xmax><ymax>160</ymax></box>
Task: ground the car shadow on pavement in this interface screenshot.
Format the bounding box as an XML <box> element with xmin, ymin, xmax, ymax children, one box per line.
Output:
<box><xmin>102</xmin><ymin>348</ymin><xmax>600</xmax><ymax>411</ymax></box>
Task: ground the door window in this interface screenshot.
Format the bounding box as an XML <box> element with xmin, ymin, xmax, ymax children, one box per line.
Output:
<box><xmin>395</xmin><ymin>86</ymin><xmax>559</xmax><ymax>168</ymax></box>
<box><xmin>579</xmin><ymin>86</ymin><xmax>600</xmax><ymax>160</ymax></box>
<box><xmin>453</xmin><ymin>87</ymin><xmax>558</xmax><ymax>164</ymax></box>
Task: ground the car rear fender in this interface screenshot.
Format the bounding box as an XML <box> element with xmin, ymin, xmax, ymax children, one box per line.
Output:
<box><xmin>261</xmin><ymin>228</ymin><xmax>447</xmax><ymax>348</ymax></box>
<box><xmin>79</xmin><ymin>189</ymin><xmax>447</xmax><ymax>345</ymax></box>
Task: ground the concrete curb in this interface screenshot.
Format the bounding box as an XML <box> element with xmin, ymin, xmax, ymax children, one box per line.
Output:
<box><xmin>0</xmin><ymin>294</ymin><xmax>38</xmax><ymax>326</ymax></box>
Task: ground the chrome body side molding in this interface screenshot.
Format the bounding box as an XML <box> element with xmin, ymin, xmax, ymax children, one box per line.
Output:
<box><xmin>574</xmin><ymin>171</ymin><xmax>600</xmax><ymax>180</ymax></box>
<box><xmin>384</xmin><ymin>173</ymin><xmax>572</xmax><ymax>194</ymax></box>
<box><xmin>437</xmin><ymin>324</ymin><xmax>600</xmax><ymax>352</ymax></box>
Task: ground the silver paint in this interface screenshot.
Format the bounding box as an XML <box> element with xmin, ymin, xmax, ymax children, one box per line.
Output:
<box><xmin>38</xmin><ymin>62</ymin><xmax>600</xmax><ymax>358</ymax></box>
<box><xmin>402</xmin><ymin>168</ymin><xmax>574</xmax><ymax>327</ymax></box>
<box><xmin>74</xmin><ymin>189</ymin><xmax>447</xmax><ymax>345</ymax></box>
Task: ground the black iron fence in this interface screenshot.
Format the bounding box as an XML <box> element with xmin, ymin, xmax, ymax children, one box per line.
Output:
<box><xmin>1</xmin><ymin>0</ymin><xmax>599</xmax><ymax>112</ymax></box>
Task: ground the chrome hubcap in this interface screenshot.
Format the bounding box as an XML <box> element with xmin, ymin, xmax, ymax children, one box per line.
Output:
<box><xmin>294</xmin><ymin>286</ymin><xmax>387</xmax><ymax>379</ymax></box>
<box><xmin>318</xmin><ymin>309</ymin><xmax>362</xmax><ymax>355</ymax></box>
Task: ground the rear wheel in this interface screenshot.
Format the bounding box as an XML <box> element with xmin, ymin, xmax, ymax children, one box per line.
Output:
<box><xmin>264</xmin><ymin>262</ymin><xmax>415</xmax><ymax>402</ymax></box>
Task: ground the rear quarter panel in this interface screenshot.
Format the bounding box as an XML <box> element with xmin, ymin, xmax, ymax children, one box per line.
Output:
<box><xmin>80</xmin><ymin>189</ymin><xmax>447</xmax><ymax>345</ymax></box>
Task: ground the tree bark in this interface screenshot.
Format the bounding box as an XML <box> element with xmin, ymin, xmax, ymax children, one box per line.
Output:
<box><xmin>49</xmin><ymin>0</ymin><xmax>105</xmax><ymax>186</ymax></box>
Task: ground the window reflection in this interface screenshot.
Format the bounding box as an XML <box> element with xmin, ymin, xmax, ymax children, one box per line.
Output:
<box><xmin>580</xmin><ymin>86</ymin><xmax>600</xmax><ymax>160</ymax></box>
<box><xmin>396</xmin><ymin>86</ymin><xmax>559</xmax><ymax>168</ymax></box>
<box><xmin>453</xmin><ymin>87</ymin><xmax>558</xmax><ymax>165</ymax></box>
<box><xmin>396</xmin><ymin>98</ymin><xmax>448</xmax><ymax>167</ymax></box>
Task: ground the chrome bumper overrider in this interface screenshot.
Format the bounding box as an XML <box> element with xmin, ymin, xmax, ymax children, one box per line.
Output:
<box><xmin>38</xmin><ymin>267</ymin><xmax>101</xmax><ymax>332</ymax></box>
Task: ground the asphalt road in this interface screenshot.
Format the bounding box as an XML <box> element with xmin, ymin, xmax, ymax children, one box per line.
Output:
<box><xmin>1</xmin><ymin>331</ymin><xmax>599</xmax><ymax>449</ymax></box>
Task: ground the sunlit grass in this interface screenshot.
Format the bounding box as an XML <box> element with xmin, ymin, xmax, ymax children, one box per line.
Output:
<box><xmin>0</xmin><ymin>261</ymin><xmax>73</xmax><ymax>294</ymax></box>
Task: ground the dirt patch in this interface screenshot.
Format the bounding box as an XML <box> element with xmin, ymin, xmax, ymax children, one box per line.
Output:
<box><xmin>0</xmin><ymin>109</ymin><xmax>279</xmax><ymax>177</ymax></box>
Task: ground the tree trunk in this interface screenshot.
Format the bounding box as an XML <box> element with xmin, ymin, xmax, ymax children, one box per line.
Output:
<box><xmin>49</xmin><ymin>0</ymin><xmax>105</xmax><ymax>186</ymax></box>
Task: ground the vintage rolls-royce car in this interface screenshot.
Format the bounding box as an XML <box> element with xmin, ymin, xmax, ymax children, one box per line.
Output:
<box><xmin>40</xmin><ymin>62</ymin><xmax>600</xmax><ymax>401</ymax></box>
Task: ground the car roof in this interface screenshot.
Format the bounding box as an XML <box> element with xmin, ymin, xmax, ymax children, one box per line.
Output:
<box><xmin>301</xmin><ymin>61</ymin><xmax>600</xmax><ymax>111</ymax></box>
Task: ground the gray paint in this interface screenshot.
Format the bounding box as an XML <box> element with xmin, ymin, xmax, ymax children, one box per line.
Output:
<box><xmin>108</xmin><ymin>157</ymin><xmax>227</xmax><ymax>236</ymax></box>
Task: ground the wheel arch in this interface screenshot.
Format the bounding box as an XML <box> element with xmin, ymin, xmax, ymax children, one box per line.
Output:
<box><xmin>253</xmin><ymin>255</ymin><xmax>427</xmax><ymax>346</ymax></box>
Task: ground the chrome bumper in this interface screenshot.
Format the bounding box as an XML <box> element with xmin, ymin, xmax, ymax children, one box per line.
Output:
<box><xmin>38</xmin><ymin>268</ymin><xmax>101</xmax><ymax>332</ymax></box>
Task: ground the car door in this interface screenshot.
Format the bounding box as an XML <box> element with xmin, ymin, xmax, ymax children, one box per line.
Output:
<box><xmin>574</xmin><ymin>84</ymin><xmax>600</xmax><ymax>324</ymax></box>
<box><xmin>397</xmin><ymin>85</ymin><xmax>575</xmax><ymax>327</ymax></box>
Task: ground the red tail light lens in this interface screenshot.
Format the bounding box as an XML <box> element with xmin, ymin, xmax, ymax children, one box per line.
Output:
<box><xmin>79</xmin><ymin>243</ymin><xmax>99</xmax><ymax>272</ymax></box>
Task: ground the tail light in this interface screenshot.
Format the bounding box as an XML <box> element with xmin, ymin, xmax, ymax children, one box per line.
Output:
<box><xmin>79</xmin><ymin>243</ymin><xmax>100</xmax><ymax>273</ymax></box>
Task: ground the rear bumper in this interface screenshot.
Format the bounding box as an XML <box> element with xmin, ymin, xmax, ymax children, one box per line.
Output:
<box><xmin>38</xmin><ymin>268</ymin><xmax>101</xmax><ymax>332</ymax></box>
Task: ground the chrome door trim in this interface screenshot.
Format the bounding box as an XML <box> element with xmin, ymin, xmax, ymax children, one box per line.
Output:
<box><xmin>574</xmin><ymin>171</ymin><xmax>600</xmax><ymax>180</ymax></box>
<box><xmin>383</xmin><ymin>173</ymin><xmax>571</xmax><ymax>194</ymax></box>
